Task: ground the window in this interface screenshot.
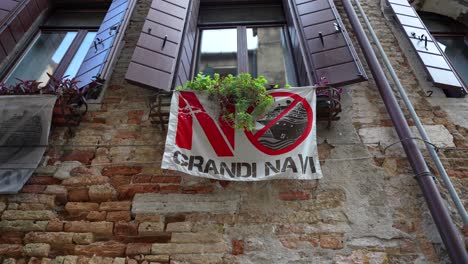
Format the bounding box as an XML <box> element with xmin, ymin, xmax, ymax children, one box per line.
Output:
<box><xmin>196</xmin><ymin>4</ymin><xmax>298</xmax><ymax>87</ymax></box>
<box><xmin>2</xmin><ymin>10</ymin><xmax>105</xmax><ymax>86</ymax></box>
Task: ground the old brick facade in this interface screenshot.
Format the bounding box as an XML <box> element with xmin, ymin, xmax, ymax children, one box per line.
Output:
<box><xmin>0</xmin><ymin>0</ymin><xmax>467</xmax><ymax>263</ymax></box>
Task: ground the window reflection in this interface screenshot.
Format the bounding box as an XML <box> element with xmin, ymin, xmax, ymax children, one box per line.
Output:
<box><xmin>4</xmin><ymin>32</ymin><xmax>77</xmax><ymax>86</ymax></box>
<box><xmin>197</xmin><ymin>28</ymin><xmax>238</xmax><ymax>77</ymax></box>
<box><xmin>435</xmin><ymin>36</ymin><xmax>468</xmax><ymax>85</ymax></box>
<box><xmin>63</xmin><ymin>32</ymin><xmax>97</xmax><ymax>79</ymax></box>
<box><xmin>247</xmin><ymin>27</ymin><xmax>296</xmax><ymax>87</ymax></box>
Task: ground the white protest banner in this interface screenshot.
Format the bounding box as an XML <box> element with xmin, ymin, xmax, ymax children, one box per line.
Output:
<box><xmin>162</xmin><ymin>87</ymin><xmax>322</xmax><ymax>181</ymax></box>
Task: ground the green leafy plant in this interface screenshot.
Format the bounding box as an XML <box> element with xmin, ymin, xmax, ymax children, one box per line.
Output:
<box><xmin>178</xmin><ymin>73</ymin><xmax>275</xmax><ymax>130</ymax></box>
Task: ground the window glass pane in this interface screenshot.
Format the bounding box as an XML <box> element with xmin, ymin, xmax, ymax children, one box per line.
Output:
<box><xmin>63</xmin><ymin>32</ymin><xmax>97</xmax><ymax>79</ymax></box>
<box><xmin>247</xmin><ymin>27</ymin><xmax>296</xmax><ymax>88</ymax></box>
<box><xmin>4</xmin><ymin>32</ymin><xmax>77</xmax><ymax>86</ymax></box>
<box><xmin>435</xmin><ymin>36</ymin><xmax>468</xmax><ymax>85</ymax></box>
<box><xmin>198</xmin><ymin>29</ymin><xmax>238</xmax><ymax>77</ymax></box>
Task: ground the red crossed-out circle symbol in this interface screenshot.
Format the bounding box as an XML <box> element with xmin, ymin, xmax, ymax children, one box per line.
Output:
<box><xmin>245</xmin><ymin>91</ymin><xmax>313</xmax><ymax>155</ymax></box>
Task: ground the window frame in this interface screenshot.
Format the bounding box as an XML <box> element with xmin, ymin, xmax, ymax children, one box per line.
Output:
<box><xmin>194</xmin><ymin>14</ymin><xmax>299</xmax><ymax>86</ymax></box>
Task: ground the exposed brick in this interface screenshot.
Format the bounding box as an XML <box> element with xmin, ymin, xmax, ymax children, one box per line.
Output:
<box><xmin>151</xmin><ymin>176</ymin><xmax>181</xmax><ymax>183</ymax></box>
<box><xmin>102</xmin><ymin>166</ymin><xmax>143</xmax><ymax>177</ymax></box>
<box><xmin>0</xmin><ymin>220</ymin><xmax>48</xmax><ymax>232</ymax></box>
<box><xmin>138</xmin><ymin>222</ymin><xmax>164</xmax><ymax>236</ymax></box>
<box><xmin>134</xmin><ymin>214</ymin><xmax>160</xmax><ymax>222</ymax></box>
<box><xmin>132</xmin><ymin>174</ymin><xmax>152</xmax><ymax>183</ymax></box>
<box><xmin>160</xmin><ymin>185</ymin><xmax>181</xmax><ymax>194</ymax></box>
<box><xmin>88</xmin><ymin>184</ymin><xmax>115</xmax><ymax>202</ymax></box>
<box><xmin>24</xmin><ymin>232</ymin><xmax>74</xmax><ymax>245</ymax></box>
<box><xmin>43</xmin><ymin>185</ymin><xmax>68</xmax><ymax>204</ymax></box>
<box><xmin>7</xmin><ymin>194</ymin><xmax>55</xmax><ymax>209</ymax></box>
<box><xmin>0</xmin><ymin>244</ymin><xmax>23</xmax><ymax>257</ymax></box>
<box><xmin>46</xmin><ymin>219</ymin><xmax>63</xmax><ymax>231</ymax></box>
<box><xmin>117</xmin><ymin>185</ymin><xmax>159</xmax><ymax>199</ymax></box>
<box><xmin>21</xmin><ymin>185</ymin><xmax>46</xmax><ymax>193</ymax></box>
<box><xmin>75</xmin><ymin>241</ymin><xmax>126</xmax><ymax>257</ymax></box>
<box><xmin>114</xmin><ymin>222</ymin><xmax>139</xmax><ymax>237</ymax></box>
<box><xmin>166</xmin><ymin>222</ymin><xmax>192</xmax><ymax>232</ymax></box>
<box><xmin>23</xmin><ymin>243</ymin><xmax>50</xmax><ymax>257</ymax></box>
<box><xmin>73</xmin><ymin>233</ymin><xmax>94</xmax><ymax>245</ymax></box>
<box><xmin>106</xmin><ymin>211</ymin><xmax>131</xmax><ymax>222</ymax></box>
<box><xmin>171</xmin><ymin>232</ymin><xmax>222</xmax><ymax>243</ymax></box>
<box><xmin>181</xmin><ymin>185</ymin><xmax>214</xmax><ymax>194</ymax></box>
<box><xmin>144</xmin><ymin>255</ymin><xmax>170</xmax><ymax>262</ymax></box>
<box><xmin>232</xmin><ymin>240</ymin><xmax>244</xmax><ymax>255</ymax></box>
<box><xmin>109</xmin><ymin>175</ymin><xmax>132</xmax><ymax>187</ymax></box>
<box><xmin>70</xmin><ymin>167</ymin><xmax>94</xmax><ymax>177</ymax></box>
<box><xmin>1</xmin><ymin>210</ymin><xmax>56</xmax><ymax>220</ymax></box>
<box><xmin>319</xmin><ymin>236</ymin><xmax>343</xmax><ymax>249</ymax></box>
<box><xmin>64</xmin><ymin>221</ymin><xmax>113</xmax><ymax>236</ymax></box>
<box><xmin>67</xmin><ymin>188</ymin><xmax>90</xmax><ymax>202</ymax></box>
<box><xmin>126</xmin><ymin>243</ymin><xmax>151</xmax><ymax>255</ymax></box>
<box><xmin>128</xmin><ymin>110</ymin><xmax>144</xmax><ymax>124</ymax></box>
<box><xmin>115</xmin><ymin>131</ymin><xmax>138</xmax><ymax>140</ymax></box>
<box><xmin>279</xmin><ymin>191</ymin><xmax>310</xmax><ymax>201</ymax></box>
<box><xmin>63</xmin><ymin>176</ymin><xmax>109</xmax><ymax>187</ymax></box>
<box><xmin>62</xmin><ymin>150</ymin><xmax>95</xmax><ymax>164</ymax></box>
<box><xmin>27</xmin><ymin>176</ymin><xmax>61</xmax><ymax>185</ymax></box>
<box><xmin>0</xmin><ymin>232</ymin><xmax>23</xmax><ymax>244</ymax></box>
<box><xmin>87</xmin><ymin>211</ymin><xmax>107</xmax><ymax>221</ymax></box>
<box><xmin>151</xmin><ymin>242</ymin><xmax>227</xmax><ymax>254</ymax></box>
<box><xmin>100</xmin><ymin>201</ymin><xmax>132</xmax><ymax>211</ymax></box>
<box><xmin>65</xmin><ymin>202</ymin><xmax>99</xmax><ymax>216</ymax></box>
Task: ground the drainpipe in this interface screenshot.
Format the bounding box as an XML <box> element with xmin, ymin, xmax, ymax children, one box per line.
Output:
<box><xmin>353</xmin><ymin>0</ymin><xmax>468</xmax><ymax>227</ymax></box>
<box><xmin>341</xmin><ymin>0</ymin><xmax>468</xmax><ymax>263</ymax></box>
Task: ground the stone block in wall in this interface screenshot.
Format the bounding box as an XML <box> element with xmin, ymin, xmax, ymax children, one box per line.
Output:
<box><xmin>99</xmin><ymin>201</ymin><xmax>132</xmax><ymax>211</ymax></box>
<box><xmin>24</xmin><ymin>232</ymin><xmax>74</xmax><ymax>245</ymax></box>
<box><xmin>1</xmin><ymin>210</ymin><xmax>56</xmax><ymax>220</ymax></box>
<box><xmin>23</xmin><ymin>243</ymin><xmax>50</xmax><ymax>257</ymax></box>
<box><xmin>63</xmin><ymin>221</ymin><xmax>113</xmax><ymax>236</ymax></box>
<box><xmin>138</xmin><ymin>222</ymin><xmax>164</xmax><ymax>236</ymax></box>
<box><xmin>74</xmin><ymin>241</ymin><xmax>126</xmax><ymax>257</ymax></box>
<box><xmin>0</xmin><ymin>220</ymin><xmax>48</xmax><ymax>232</ymax></box>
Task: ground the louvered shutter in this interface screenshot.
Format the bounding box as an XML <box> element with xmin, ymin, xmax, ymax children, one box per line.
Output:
<box><xmin>387</xmin><ymin>0</ymin><xmax>467</xmax><ymax>96</ymax></box>
<box><xmin>0</xmin><ymin>0</ymin><xmax>49</xmax><ymax>63</ymax></box>
<box><xmin>284</xmin><ymin>0</ymin><xmax>367</xmax><ymax>86</ymax></box>
<box><xmin>125</xmin><ymin>0</ymin><xmax>198</xmax><ymax>91</ymax></box>
<box><xmin>74</xmin><ymin>0</ymin><xmax>131</xmax><ymax>88</ymax></box>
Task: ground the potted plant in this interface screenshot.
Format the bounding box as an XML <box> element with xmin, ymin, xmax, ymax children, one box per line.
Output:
<box><xmin>177</xmin><ymin>73</ymin><xmax>275</xmax><ymax>130</ymax></box>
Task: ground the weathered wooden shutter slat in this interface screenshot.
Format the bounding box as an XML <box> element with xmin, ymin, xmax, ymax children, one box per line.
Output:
<box><xmin>286</xmin><ymin>0</ymin><xmax>367</xmax><ymax>86</ymax></box>
<box><xmin>387</xmin><ymin>0</ymin><xmax>467</xmax><ymax>95</ymax></box>
<box><xmin>126</xmin><ymin>0</ymin><xmax>194</xmax><ymax>91</ymax></box>
<box><xmin>0</xmin><ymin>0</ymin><xmax>49</xmax><ymax>65</ymax></box>
<box><xmin>74</xmin><ymin>0</ymin><xmax>130</xmax><ymax>88</ymax></box>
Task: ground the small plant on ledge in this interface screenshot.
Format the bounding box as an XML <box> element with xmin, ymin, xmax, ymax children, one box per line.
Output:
<box><xmin>177</xmin><ymin>73</ymin><xmax>275</xmax><ymax>131</ymax></box>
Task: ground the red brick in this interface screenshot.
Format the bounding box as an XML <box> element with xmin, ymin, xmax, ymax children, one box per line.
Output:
<box><xmin>102</xmin><ymin>166</ymin><xmax>142</xmax><ymax>177</ymax></box>
<box><xmin>65</xmin><ymin>202</ymin><xmax>99</xmax><ymax>216</ymax></box>
<box><xmin>232</xmin><ymin>240</ymin><xmax>244</xmax><ymax>255</ymax></box>
<box><xmin>0</xmin><ymin>244</ymin><xmax>23</xmax><ymax>257</ymax></box>
<box><xmin>114</xmin><ymin>222</ymin><xmax>139</xmax><ymax>237</ymax></box>
<box><xmin>47</xmin><ymin>218</ymin><xmax>64</xmax><ymax>231</ymax></box>
<box><xmin>75</xmin><ymin>241</ymin><xmax>126</xmax><ymax>257</ymax></box>
<box><xmin>151</xmin><ymin>176</ymin><xmax>181</xmax><ymax>183</ymax></box>
<box><xmin>128</xmin><ymin>110</ymin><xmax>144</xmax><ymax>124</ymax></box>
<box><xmin>67</xmin><ymin>188</ymin><xmax>90</xmax><ymax>202</ymax></box>
<box><xmin>63</xmin><ymin>176</ymin><xmax>109</xmax><ymax>186</ymax></box>
<box><xmin>182</xmin><ymin>185</ymin><xmax>214</xmax><ymax>194</ymax></box>
<box><xmin>126</xmin><ymin>243</ymin><xmax>151</xmax><ymax>255</ymax></box>
<box><xmin>107</xmin><ymin>211</ymin><xmax>131</xmax><ymax>222</ymax></box>
<box><xmin>279</xmin><ymin>191</ymin><xmax>310</xmax><ymax>201</ymax></box>
<box><xmin>64</xmin><ymin>221</ymin><xmax>113</xmax><ymax>236</ymax></box>
<box><xmin>109</xmin><ymin>175</ymin><xmax>132</xmax><ymax>187</ymax></box>
<box><xmin>160</xmin><ymin>185</ymin><xmax>180</xmax><ymax>194</ymax></box>
<box><xmin>0</xmin><ymin>232</ymin><xmax>23</xmax><ymax>244</ymax></box>
<box><xmin>62</xmin><ymin>150</ymin><xmax>95</xmax><ymax>164</ymax></box>
<box><xmin>132</xmin><ymin>174</ymin><xmax>152</xmax><ymax>183</ymax></box>
<box><xmin>27</xmin><ymin>176</ymin><xmax>61</xmax><ymax>185</ymax></box>
<box><xmin>70</xmin><ymin>167</ymin><xmax>94</xmax><ymax>177</ymax></box>
<box><xmin>87</xmin><ymin>211</ymin><xmax>107</xmax><ymax>221</ymax></box>
<box><xmin>21</xmin><ymin>185</ymin><xmax>46</xmax><ymax>193</ymax></box>
<box><xmin>118</xmin><ymin>185</ymin><xmax>159</xmax><ymax>199</ymax></box>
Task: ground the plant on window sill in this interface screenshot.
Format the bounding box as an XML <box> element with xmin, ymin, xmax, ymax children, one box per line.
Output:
<box><xmin>177</xmin><ymin>73</ymin><xmax>276</xmax><ymax>131</ymax></box>
<box><xmin>0</xmin><ymin>75</ymin><xmax>104</xmax><ymax>128</ymax></box>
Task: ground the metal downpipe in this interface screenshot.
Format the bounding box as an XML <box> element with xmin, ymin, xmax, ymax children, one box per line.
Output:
<box><xmin>352</xmin><ymin>0</ymin><xmax>468</xmax><ymax>227</ymax></box>
<box><xmin>341</xmin><ymin>0</ymin><xmax>468</xmax><ymax>262</ymax></box>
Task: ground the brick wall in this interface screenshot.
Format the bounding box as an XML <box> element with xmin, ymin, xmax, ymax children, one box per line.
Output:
<box><xmin>0</xmin><ymin>0</ymin><xmax>467</xmax><ymax>263</ymax></box>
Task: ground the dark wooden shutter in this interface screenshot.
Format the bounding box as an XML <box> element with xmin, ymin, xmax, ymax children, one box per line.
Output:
<box><xmin>0</xmin><ymin>0</ymin><xmax>49</xmax><ymax>63</ymax></box>
<box><xmin>284</xmin><ymin>0</ymin><xmax>367</xmax><ymax>86</ymax></box>
<box><xmin>387</xmin><ymin>0</ymin><xmax>467</xmax><ymax>96</ymax></box>
<box><xmin>125</xmin><ymin>0</ymin><xmax>197</xmax><ymax>91</ymax></box>
<box><xmin>74</xmin><ymin>0</ymin><xmax>131</xmax><ymax>88</ymax></box>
